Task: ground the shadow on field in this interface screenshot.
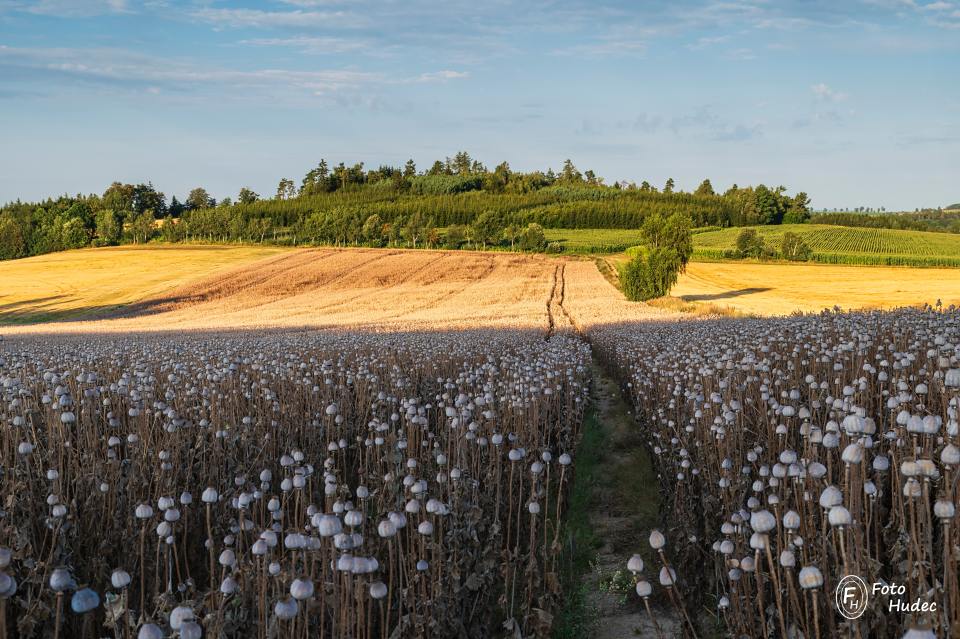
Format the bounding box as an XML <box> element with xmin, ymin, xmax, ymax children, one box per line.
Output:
<box><xmin>681</xmin><ymin>286</ymin><xmax>770</xmax><ymax>302</ymax></box>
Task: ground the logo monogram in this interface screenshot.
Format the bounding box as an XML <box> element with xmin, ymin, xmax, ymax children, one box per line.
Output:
<box><xmin>835</xmin><ymin>575</ymin><xmax>869</xmax><ymax>619</ymax></box>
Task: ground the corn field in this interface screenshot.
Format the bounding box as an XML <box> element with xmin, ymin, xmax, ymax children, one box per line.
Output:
<box><xmin>694</xmin><ymin>224</ymin><xmax>960</xmax><ymax>267</ymax></box>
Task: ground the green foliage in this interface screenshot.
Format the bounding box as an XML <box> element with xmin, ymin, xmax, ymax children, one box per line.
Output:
<box><xmin>94</xmin><ymin>209</ymin><xmax>122</xmax><ymax>246</ymax></box>
<box><xmin>734</xmin><ymin>228</ymin><xmax>770</xmax><ymax>259</ymax></box>
<box><xmin>641</xmin><ymin>213</ymin><xmax>693</xmax><ymax>268</ymax></box>
<box><xmin>362</xmin><ymin>214</ymin><xmax>385</xmax><ymax>246</ymax></box>
<box><xmin>620</xmin><ymin>246</ymin><xmax>683</xmax><ymax>301</ymax></box>
<box><xmin>443</xmin><ymin>224</ymin><xmax>467</xmax><ymax>249</ymax></box>
<box><xmin>127</xmin><ymin>212</ymin><xmax>156</xmax><ymax>244</ymax></box>
<box><xmin>409</xmin><ymin>175</ymin><xmax>483</xmax><ymax>195</ymax></box>
<box><xmin>471</xmin><ymin>210</ymin><xmax>502</xmax><ymax>248</ymax></box>
<box><xmin>238</xmin><ymin>187</ymin><xmax>259</xmax><ymax>205</ymax></box>
<box><xmin>519</xmin><ymin>223</ymin><xmax>547</xmax><ymax>251</ymax></box>
<box><xmin>0</xmin><ymin>216</ymin><xmax>27</xmax><ymax>260</ymax></box>
<box><xmin>780</xmin><ymin>232</ymin><xmax>812</xmax><ymax>261</ymax></box>
<box><xmin>60</xmin><ymin>217</ymin><xmax>90</xmax><ymax>249</ymax></box>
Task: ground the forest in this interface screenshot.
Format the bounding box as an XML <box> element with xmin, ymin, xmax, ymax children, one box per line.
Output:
<box><xmin>0</xmin><ymin>152</ymin><xmax>813</xmax><ymax>260</ymax></box>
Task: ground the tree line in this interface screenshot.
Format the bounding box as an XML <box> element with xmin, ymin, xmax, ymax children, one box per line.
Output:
<box><xmin>0</xmin><ymin>152</ymin><xmax>812</xmax><ymax>260</ymax></box>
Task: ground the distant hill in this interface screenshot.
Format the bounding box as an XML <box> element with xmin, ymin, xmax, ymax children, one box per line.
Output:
<box><xmin>947</xmin><ymin>203</ymin><xmax>960</xmax><ymax>210</ymax></box>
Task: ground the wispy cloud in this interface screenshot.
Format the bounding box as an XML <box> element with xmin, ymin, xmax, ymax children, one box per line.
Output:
<box><xmin>189</xmin><ymin>7</ymin><xmax>365</xmax><ymax>29</ymax></box>
<box><xmin>239</xmin><ymin>36</ymin><xmax>371</xmax><ymax>55</ymax></box>
<box><xmin>0</xmin><ymin>45</ymin><xmax>465</xmax><ymax>101</ymax></box>
<box><xmin>2</xmin><ymin>0</ymin><xmax>132</xmax><ymax>17</ymax></box>
<box><xmin>687</xmin><ymin>35</ymin><xmax>731</xmax><ymax>50</ymax></box>
<box><xmin>413</xmin><ymin>70</ymin><xmax>469</xmax><ymax>83</ymax></box>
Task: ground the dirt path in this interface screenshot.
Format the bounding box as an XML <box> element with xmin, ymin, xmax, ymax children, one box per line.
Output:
<box><xmin>567</xmin><ymin>360</ymin><xmax>683</xmax><ymax>638</ymax></box>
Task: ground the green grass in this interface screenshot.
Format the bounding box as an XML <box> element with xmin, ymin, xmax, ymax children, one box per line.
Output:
<box><xmin>553</xmin><ymin>401</ymin><xmax>605</xmax><ymax>639</ymax></box>
<box><xmin>693</xmin><ymin>224</ymin><xmax>960</xmax><ymax>267</ymax></box>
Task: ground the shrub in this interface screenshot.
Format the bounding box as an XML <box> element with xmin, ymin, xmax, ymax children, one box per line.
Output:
<box><xmin>519</xmin><ymin>223</ymin><xmax>547</xmax><ymax>251</ymax></box>
<box><xmin>620</xmin><ymin>246</ymin><xmax>682</xmax><ymax>301</ymax></box>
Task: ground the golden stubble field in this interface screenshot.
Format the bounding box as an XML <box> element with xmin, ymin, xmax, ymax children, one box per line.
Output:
<box><xmin>671</xmin><ymin>261</ymin><xmax>960</xmax><ymax>315</ymax></box>
<box><xmin>0</xmin><ymin>245</ymin><xmax>672</xmax><ymax>335</ymax></box>
<box><xmin>2</xmin><ymin>245</ymin><xmax>958</xmax><ymax>334</ymax></box>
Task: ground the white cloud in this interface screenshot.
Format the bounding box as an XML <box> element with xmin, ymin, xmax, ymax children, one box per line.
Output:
<box><xmin>811</xmin><ymin>82</ymin><xmax>848</xmax><ymax>101</ymax></box>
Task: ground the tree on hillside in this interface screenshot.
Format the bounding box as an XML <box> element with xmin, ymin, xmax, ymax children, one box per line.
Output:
<box><xmin>663</xmin><ymin>177</ymin><xmax>675</xmax><ymax>194</ymax></box>
<box><xmin>695</xmin><ymin>179</ymin><xmax>715</xmax><ymax>196</ymax></box>
<box><xmin>127</xmin><ymin>211</ymin><xmax>155</xmax><ymax>244</ymax></box>
<box><xmin>362</xmin><ymin>214</ymin><xmax>385</xmax><ymax>246</ymax></box>
<box><xmin>560</xmin><ymin>159</ymin><xmax>582</xmax><ymax>183</ymax></box>
<box><xmin>403</xmin><ymin>159</ymin><xmax>417</xmax><ymax>178</ymax></box>
<box><xmin>186</xmin><ymin>187</ymin><xmax>213</xmax><ymax>210</ymax></box>
<box><xmin>472</xmin><ymin>211</ymin><xmax>502</xmax><ymax>249</ymax></box>
<box><xmin>133</xmin><ymin>183</ymin><xmax>166</xmax><ymax>217</ymax></box>
<box><xmin>238</xmin><ymin>187</ymin><xmax>259</xmax><ymax>205</ymax></box>
<box><xmin>94</xmin><ymin>209</ymin><xmax>121</xmax><ymax>246</ymax></box>
<box><xmin>276</xmin><ymin>178</ymin><xmax>296</xmax><ymax>200</ymax></box>
<box><xmin>0</xmin><ymin>216</ymin><xmax>27</xmax><ymax>259</ymax></box>
<box><xmin>502</xmin><ymin>223</ymin><xmax>520</xmax><ymax>251</ymax></box>
<box><xmin>102</xmin><ymin>182</ymin><xmax>135</xmax><ymax>219</ymax></box>
<box><xmin>783</xmin><ymin>192</ymin><xmax>811</xmax><ymax>224</ymax></box>
<box><xmin>168</xmin><ymin>196</ymin><xmax>185</xmax><ymax>218</ymax></box>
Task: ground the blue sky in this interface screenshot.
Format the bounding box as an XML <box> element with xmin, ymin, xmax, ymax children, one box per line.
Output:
<box><xmin>1</xmin><ymin>0</ymin><xmax>957</xmax><ymax>210</ymax></box>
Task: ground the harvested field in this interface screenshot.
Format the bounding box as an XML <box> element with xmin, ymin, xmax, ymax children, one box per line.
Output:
<box><xmin>2</xmin><ymin>247</ymin><xmax>674</xmax><ymax>335</ymax></box>
<box><xmin>670</xmin><ymin>262</ymin><xmax>960</xmax><ymax>316</ymax></box>
<box><xmin>0</xmin><ymin>244</ymin><xmax>286</xmax><ymax>323</ymax></box>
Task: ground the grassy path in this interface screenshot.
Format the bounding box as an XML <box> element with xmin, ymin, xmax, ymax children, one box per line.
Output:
<box><xmin>555</xmin><ymin>359</ymin><xmax>682</xmax><ymax>638</ymax></box>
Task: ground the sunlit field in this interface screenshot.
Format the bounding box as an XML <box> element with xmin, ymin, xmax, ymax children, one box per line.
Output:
<box><xmin>0</xmin><ymin>245</ymin><xmax>286</xmax><ymax>323</ymax></box>
<box><xmin>670</xmin><ymin>262</ymin><xmax>960</xmax><ymax>316</ymax></box>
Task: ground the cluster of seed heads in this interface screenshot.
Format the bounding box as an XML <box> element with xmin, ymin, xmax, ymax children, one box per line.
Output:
<box><xmin>0</xmin><ymin>330</ymin><xmax>589</xmax><ymax>638</ymax></box>
<box><xmin>598</xmin><ymin>305</ymin><xmax>959</xmax><ymax>638</ymax></box>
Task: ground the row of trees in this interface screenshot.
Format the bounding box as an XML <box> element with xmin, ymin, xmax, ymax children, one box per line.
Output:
<box><xmin>0</xmin><ymin>153</ymin><xmax>812</xmax><ymax>261</ymax></box>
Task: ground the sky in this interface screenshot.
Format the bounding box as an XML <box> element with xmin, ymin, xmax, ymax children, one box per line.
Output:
<box><xmin>0</xmin><ymin>0</ymin><xmax>958</xmax><ymax>211</ymax></box>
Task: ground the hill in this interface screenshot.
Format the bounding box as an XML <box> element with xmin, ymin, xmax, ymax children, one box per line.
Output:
<box><xmin>693</xmin><ymin>224</ymin><xmax>960</xmax><ymax>267</ymax></box>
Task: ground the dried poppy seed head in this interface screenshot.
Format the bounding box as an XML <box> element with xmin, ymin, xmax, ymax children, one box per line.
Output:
<box><xmin>138</xmin><ymin>624</ymin><xmax>164</xmax><ymax>639</ymax></box>
<box><xmin>798</xmin><ymin>566</ymin><xmax>823</xmax><ymax>589</ymax></box>
<box><xmin>648</xmin><ymin>530</ymin><xmax>666</xmax><ymax>550</ymax></box>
